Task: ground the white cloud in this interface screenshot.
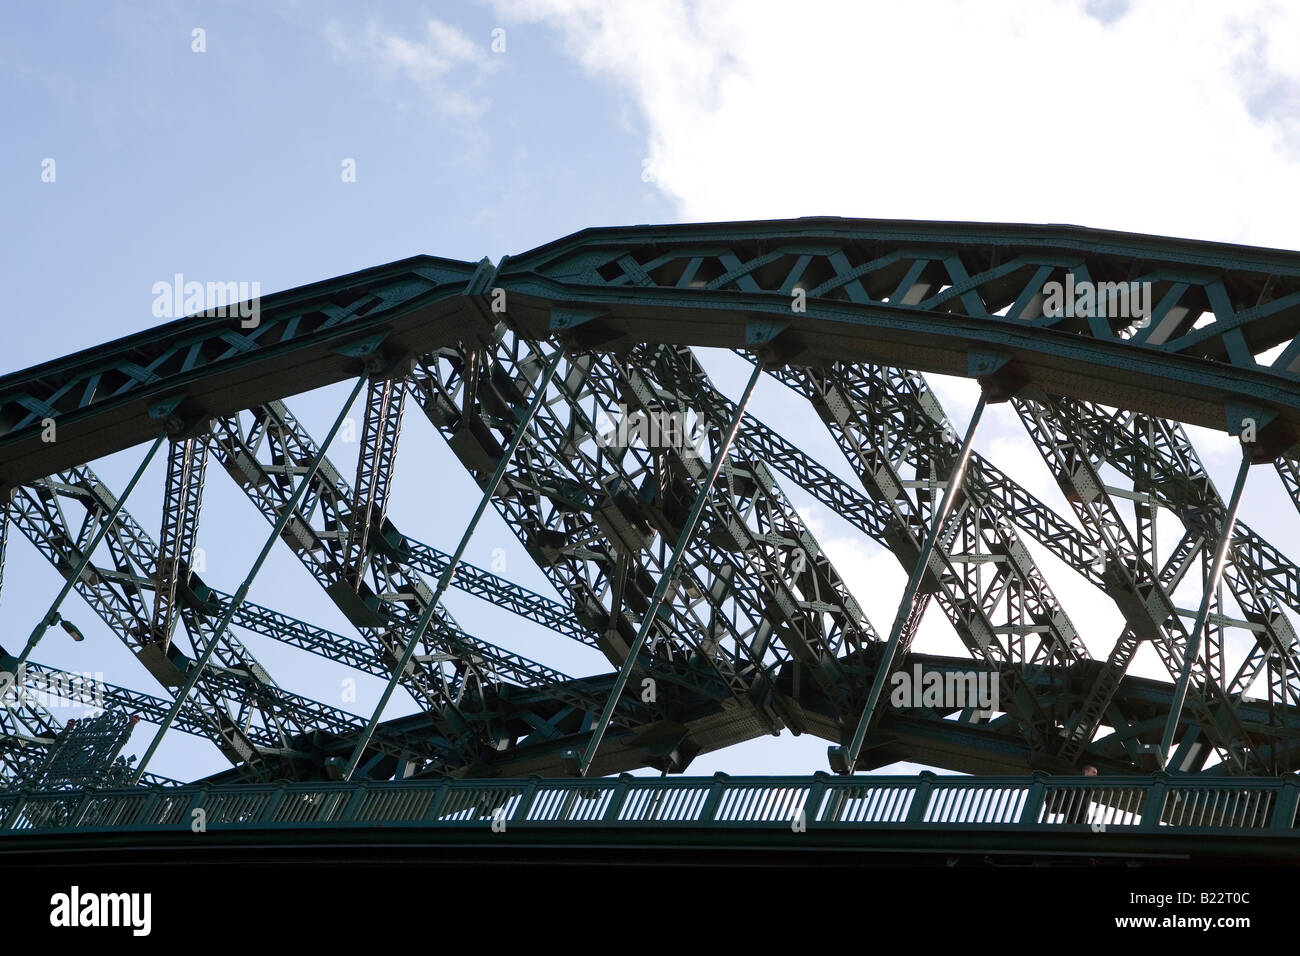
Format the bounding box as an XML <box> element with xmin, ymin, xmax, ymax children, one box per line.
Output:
<box><xmin>494</xmin><ymin>0</ymin><xmax>1300</xmax><ymax>248</ymax></box>
<box><xmin>325</xmin><ymin>17</ymin><xmax>497</xmax><ymax>116</ymax></box>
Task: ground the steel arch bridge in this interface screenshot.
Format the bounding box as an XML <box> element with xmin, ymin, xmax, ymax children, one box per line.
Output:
<box><xmin>4</xmin><ymin>216</ymin><xmax>1300</xmax><ymax>859</ymax></box>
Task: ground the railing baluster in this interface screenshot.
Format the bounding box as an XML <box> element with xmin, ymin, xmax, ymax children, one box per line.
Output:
<box><xmin>699</xmin><ymin>773</ymin><xmax>728</xmax><ymax>824</ymax></box>
<box><xmin>907</xmin><ymin>773</ymin><xmax>936</xmax><ymax>825</ymax></box>
<box><xmin>513</xmin><ymin>778</ymin><xmax>540</xmax><ymax>826</ymax></box>
<box><xmin>1</xmin><ymin>775</ymin><xmax>1295</xmax><ymax>845</ymax></box>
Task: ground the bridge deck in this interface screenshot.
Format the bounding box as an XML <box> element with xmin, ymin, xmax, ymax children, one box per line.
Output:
<box><xmin>3</xmin><ymin>773</ymin><xmax>1298</xmax><ymax>863</ymax></box>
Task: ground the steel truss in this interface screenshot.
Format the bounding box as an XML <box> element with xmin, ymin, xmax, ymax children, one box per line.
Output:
<box><xmin>2</xmin><ymin>218</ymin><xmax>1300</xmax><ymax>793</ymax></box>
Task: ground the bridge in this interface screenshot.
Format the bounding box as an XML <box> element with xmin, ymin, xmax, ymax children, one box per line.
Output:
<box><xmin>2</xmin><ymin>772</ymin><xmax>1296</xmax><ymax>865</ymax></box>
<box><xmin>3</xmin><ymin>217</ymin><xmax>1300</xmax><ymax>863</ymax></box>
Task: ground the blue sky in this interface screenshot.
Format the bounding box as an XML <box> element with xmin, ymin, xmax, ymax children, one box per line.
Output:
<box><xmin>4</xmin><ymin>0</ymin><xmax>1300</xmax><ymax>783</ymax></box>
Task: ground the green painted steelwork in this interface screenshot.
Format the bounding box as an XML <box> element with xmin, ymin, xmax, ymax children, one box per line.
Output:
<box><xmin>836</xmin><ymin>393</ymin><xmax>988</xmax><ymax>773</ymax></box>
<box><xmin>1161</xmin><ymin>452</ymin><xmax>1253</xmax><ymax>765</ymax></box>
<box><xmin>340</xmin><ymin>345</ymin><xmax>568</xmax><ymax>780</ymax></box>
<box><xmin>0</xmin><ymin>257</ymin><xmax>484</xmax><ymax>489</ymax></box>
<box><xmin>7</xmin><ymin>219</ymin><xmax>1300</xmax><ymax>489</ymax></box>
<box><xmin>11</xmin><ymin>435</ymin><xmax>164</xmax><ymax>670</ymax></box>
<box><xmin>2</xmin><ymin>773</ymin><xmax>1295</xmax><ymax>844</ymax></box>
<box><xmin>4</xmin><ymin>217</ymin><xmax>1300</xmax><ymax>797</ymax></box>
<box><xmin>131</xmin><ymin>376</ymin><xmax>369</xmax><ymax>784</ymax></box>
<box><xmin>495</xmin><ymin>218</ymin><xmax>1300</xmax><ymax>457</ymax></box>
<box><xmin>573</xmin><ymin>362</ymin><xmax>764</xmax><ymax>776</ymax></box>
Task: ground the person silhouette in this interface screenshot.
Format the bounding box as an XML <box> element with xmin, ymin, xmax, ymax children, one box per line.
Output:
<box><xmin>1046</xmin><ymin>764</ymin><xmax>1098</xmax><ymax>823</ymax></box>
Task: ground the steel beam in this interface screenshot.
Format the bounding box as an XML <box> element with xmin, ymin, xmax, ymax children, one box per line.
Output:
<box><xmin>340</xmin><ymin>345</ymin><xmax>566</xmax><ymax>780</ymax></box>
<box><xmin>13</xmin><ymin>436</ymin><xmax>163</xmax><ymax>671</ymax></box>
<box><xmin>131</xmin><ymin>376</ymin><xmax>368</xmax><ymax>783</ymax></box>
<box><xmin>1160</xmin><ymin>453</ymin><xmax>1252</xmax><ymax>763</ymax></box>
<box><xmin>150</xmin><ymin>436</ymin><xmax>209</xmax><ymax>651</ymax></box>
<box><xmin>573</xmin><ymin>363</ymin><xmax>762</xmax><ymax>776</ymax></box>
<box><xmin>835</xmin><ymin>394</ymin><xmax>986</xmax><ymax>774</ymax></box>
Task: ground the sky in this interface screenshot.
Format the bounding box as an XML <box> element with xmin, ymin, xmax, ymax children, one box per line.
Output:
<box><xmin>3</xmin><ymin>0</ymin><xmax>1300</xmax><ymax>783</ymax></box>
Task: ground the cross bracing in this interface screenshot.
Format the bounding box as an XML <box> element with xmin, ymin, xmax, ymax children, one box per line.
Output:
<box><xmin>3</xmin><ymin>217</ymin><xmax>1300</xmax><ymax>793</ymax></box>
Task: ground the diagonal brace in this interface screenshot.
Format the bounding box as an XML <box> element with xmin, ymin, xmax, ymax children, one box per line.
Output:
<box><xmin>340</xmin><ymin>344</ymin><xmax>568</xmax><ymax>781</ymax></box>
<box><xmin>129</xmin><ymin>376</ymin><xmax>368</xmax><ymax>784</ymax></box>
<box><xmin>1159</xmin><ymin>451</ymin><xmax>1252</xmax><ymax>765</ymax></box>
<box><xmin>571</xmin><ymin>362</ymin><xmax>763</xmax><ymax>777</ymax></box>
<box><xmin>13</xmin><ymin>435</ymin><xmax>165</xmax><ymax>671</ymax></box>
<box><xmin>833</xmin><ymin>393</ymin><xmax>987</xmax><ymax>774</ymax></box>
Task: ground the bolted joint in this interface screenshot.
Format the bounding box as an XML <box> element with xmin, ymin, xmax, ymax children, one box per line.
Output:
<box><xmin>1226</xmin><ymin>399</ymin><xmax>1289</xmax><ymax>462</ymax></box>
<box><xmin>746</xmin><ymin>319</ymin><xmax>803</xmax><ymax>368</ymax></box>
<box><xmin>148</xmin><ymin>396</ymin><xmax>212</xmax><ymax>440</ymax></box>
<box><xmin>969</xmin><ymin>349</ymin><xmax>1024</xmax><ymax>403</ymax></box>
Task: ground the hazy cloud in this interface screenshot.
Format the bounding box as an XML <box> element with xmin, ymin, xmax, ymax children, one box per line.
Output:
<box><xmin>325</xmin><ymin>17</ymin><xmax>498</xmax><ymax>116</ymax></box>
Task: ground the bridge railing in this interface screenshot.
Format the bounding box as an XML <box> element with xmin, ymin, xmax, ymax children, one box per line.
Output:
<box><xmin>2</xmin><ymin>772</ymin><xmax>1297</xmax><ymax>835</ymax></box>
